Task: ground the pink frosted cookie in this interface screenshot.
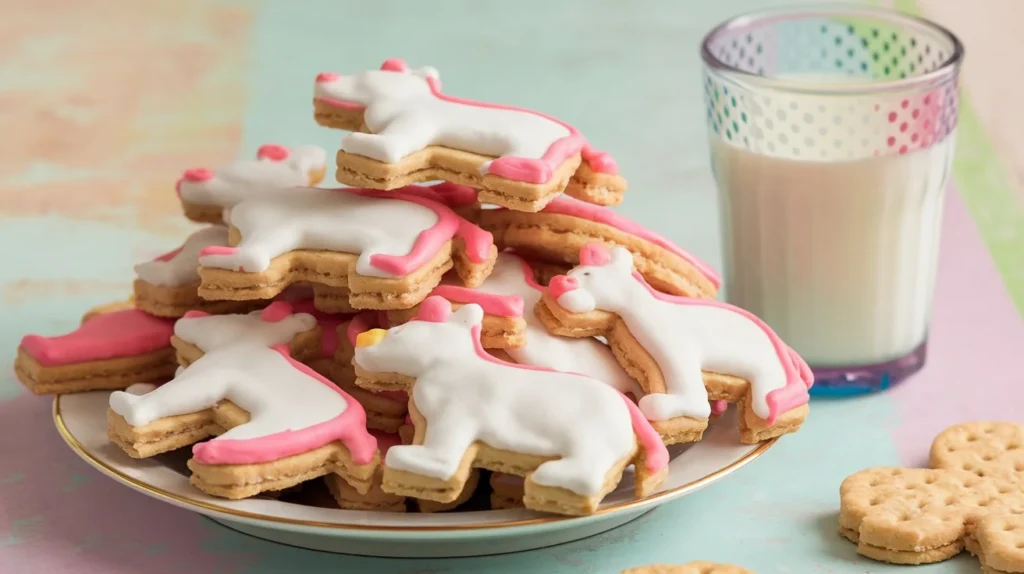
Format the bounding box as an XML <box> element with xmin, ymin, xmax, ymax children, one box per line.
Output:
<box><xmin>15</xmin><ymin>308</ymin><xmax>176</xmax><ymax>395</ymax></box>
<box><xmin>329</xmin><ymin>312</ymin><xmax>409</xmax><ymax>433</ymax></box>
<box><xmin>313</xmin><ymin>59</ymin><xmax>627</xmax><ymax>212</ymax></box>
<box><xmin>194</xmin><ymin>184</ymin><xmax>497</xmax><ymax>313</ymax></box>
<box><xmin>133</xmin><ymin>226</ymin><xmax>264</xmax><ymax>317</ymax></box>
<box><xmin>176</xmin><ymin>144</ymin><xmax>327</xmax><ymax>224</ymax></box>
<box><xmin>391</xmin><ymin>253</ymin><xmax>642</xmax><ymax>398</ymax></box>
<box><xmin>352</xmin><ymin>296</ymin><xmax>669</xmax><ymax>516</ymax></box>
<box><xmin>538</xmin><ymin>244</ymin><xmax>813</xmax><ymax>445</ymax></box>
<box><xmin>106</xmin><ymin>302</ymin><xmax>379</xmax><ymax>499</ymax></box>
<box><xmin>480</xmin><ymin>194</ymin><xmax>720</xmax><ymax>298</ymax></box>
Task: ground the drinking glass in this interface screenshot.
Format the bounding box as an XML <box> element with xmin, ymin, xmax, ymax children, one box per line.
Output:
<box><xmin>701</xmin><ymin>6</ymin><xmax>963</xmax><ymax>396</ymax></box>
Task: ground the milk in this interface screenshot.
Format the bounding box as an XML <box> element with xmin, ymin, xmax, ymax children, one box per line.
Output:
<box><xmin>711</xmin><ymin>134</ymin><xmax>955</xmax><ymax>366</ymax></box>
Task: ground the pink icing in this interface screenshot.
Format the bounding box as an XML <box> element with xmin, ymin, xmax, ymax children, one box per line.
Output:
<box><xmin>425</xmin><ymin>182</ymin><xmax>479</xmax><ymax>207</ymax></box>
<box><xmin>711</xmin><ymin>400</ymin><xmax>728</xmax><ymax>416</ymax></box>
<box><xmin>372</xmin><ymin>430</ymin><xmax>402</xmax><ymax>454</ymax></box>
<box><xmin>619</xmin><ymin>393</ymin><xmax>670</xmax><ymax>473</ymax></box>
<box><xmin>345</xmin><ymin>313</ymin><xmax>376</xmax><ymax>346</ymax></box>
<box><xmin>417</xmin><ymin>297</ymin><xmax>452</xmax><ymax>323</ymax></box>
<box><xmin>259</xmin><ymin>301</ymin><xmax>294</xmax><ymax>323</ymax></box>
<box><xmin>288</xmin><ymin>299</ymin><xmax>352</xmax><ymax>357</ymax></box>
<box><xmin>316</xmin><ymin>72</ymin><xmax>340</xmax><ymax>83</ymax></box>
<box><xmin>547</xmin><ymin>275</ymin><xmax>579</xmax><ymax>300</ymax></box>
<box><xmin>541</xmin><ymin>197</ymin><xmax>722</xmax><ymax>289</ymax></box>
<box><xmin>21</xmin><ymin>309</ymin><xmax>173</xmax><ymax>366</ymax></box>
<box><xmin>183</xmin><ymin>310</ymin><xmax>209</xmax><ymax>319</ymax></box>
<box><xmin>183</xmin><ymin>168</ymin><xmax>214</xmax><ymax>182</ymax></box>
<box><xmin>191</xmin><ymin>345</ymin><xmax>378</xmax><ymax>466</ymax></box>
<box><xmin>428</xmin><ymin>287</ymin><xmax>523</xmax><ymax>318</ymax></box>
<box><xmin>153</xmin><ymin>246</ymin><xmax>183</xmax><ymax>263</ymax></box>
<box><xmin>629</xmin><ymin>270</ymin><xmax>812</xmax><ymax>424</ymax></box>
<box><xmin>580</xmin><ymin>243</ymin><xmax>612</xmax><ymax>266</ymax></box>
<box><xmin>337</xmin><ymin>187</ymin><xmax>492</xmax><ymax>276</ymax></box>
<box><xmin>257</xmin><ymin>144</ymin><xmax>289</xmax><ymax>162</ymax></box>
<box><xmin>199</xmin><ymin>245</ymin><xmax>237</xmax><ymax>257</ymax></box>
<box><xmin>316</xmin><ymin>59</ymin><xmax>618</xmax><ymax>182</ymax></box>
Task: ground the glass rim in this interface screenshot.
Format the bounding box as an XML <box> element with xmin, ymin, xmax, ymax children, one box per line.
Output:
<box><xmin>700</xmin><ymin>4</ymin><xmax>964</xmax><ymax>95</ymax></box>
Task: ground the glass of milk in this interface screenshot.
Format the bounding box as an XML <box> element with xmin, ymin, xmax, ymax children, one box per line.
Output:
<box><xmin>701</xmin><ymin>7</ymin><xmax>963</xmax><ymax>396</ymax></box>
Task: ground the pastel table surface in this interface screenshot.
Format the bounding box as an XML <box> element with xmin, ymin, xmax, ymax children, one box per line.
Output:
<box><xmin>1</xmin><ymin>0</ymin><xmax>1021</xmax><ymax>572</ymax></box>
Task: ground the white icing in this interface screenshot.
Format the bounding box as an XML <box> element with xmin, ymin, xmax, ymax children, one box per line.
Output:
<box><xmin>179</xmin><ymin>145</ymin><xmax>326</xmax><ymax>209</ymax></box>
<box><xmin>316</xmin><ymin>68</ymin><xmax>571</xmax><ymax>166</ymax></box>
<box><xmin>108</xmin><ymin>310</ymin><xmax>346</xmax><ymax>443</ymax></box>
<box><xmin>562</xmin><ymin>248</ymin><xmax>790</xmax><ymax>420</ymax></box>
<box><xmin>134</xmin><ymin>227</ymin><xmax>230</xmax><ymax>287</ymax></box>
<box><xmin>555</xmin><ymin>289</ymin><xmax>596</xmax><ymax>314</ymax></box>
<box><xmin>465</xmin><ymin>254</ymin><xmax>641</xmax><ymax>396</ymax></box>
<box><xmin>353</xmin><ymin>303</ymin><xmax>636</xmax><ymax>497</ymax></box>
<box><xmin>197</xmin><ymin>187</ymin><xmax>439</xmax><ymax>276</ymax></box>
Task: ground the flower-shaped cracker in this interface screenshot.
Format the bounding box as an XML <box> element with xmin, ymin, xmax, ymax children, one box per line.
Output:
<box><xmin>840</xmin><ymin>421</ymin><xmax>1024</xmax><ymax>571</ymax></box>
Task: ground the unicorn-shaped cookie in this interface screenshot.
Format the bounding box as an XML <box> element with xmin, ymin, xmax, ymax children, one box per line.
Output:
<box><xmin>313</xmin><ymin>58</ymin><xmax>627</xmax><ymax>211</ymax></box>
<box><xmin>195</xmin><ymin>185</ymin><xmax>497</xmax><ymax>313</ymax></box>
<box><xmin>133</xmin><ymin>226</ymin><xmax>261</xmax><ymax>317</ymax></box>
<box><xmin>352</xmin><ymin>296</ymin><xmax>668</xmax><ymax>516</ymax></box>
<box><xmin>176</xmin><ymin>144</ymin><xmax>327</xmax><ymax>224</ymax></box>
<box><xmin>107</xmin><ymin>302</ymin><xmax>379</xmax><ymax>499</ymax></box>
<box><xmin>390</xmin><ymin>253</ymin><xmax>642</xmax><ymax>396</ymax></box>
<box><xmin>539</xmin><ymin>244</ymin><xmax>812</xmax><ymax>444</ymax></box>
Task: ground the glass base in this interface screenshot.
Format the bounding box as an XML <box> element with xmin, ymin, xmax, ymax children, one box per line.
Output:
<box><xmin>808</xmin><ymin>340</ymin><xmax>928</xmax><ymax>398</ymax></box>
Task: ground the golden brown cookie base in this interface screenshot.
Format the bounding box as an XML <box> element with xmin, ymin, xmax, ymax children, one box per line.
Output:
<box><xmin>622</xmin><ymin>562</ymin><xmax>754</xmax><ymax>574</ymax></box>
<box><xmin>198</xmin><ymin>239</ymin><xmax>495</xmax><ymax>313</ymax></box>
<box><xmin>367</xmin><ymin>399</ymin><xmax>660</xmax><ymax>516</ymax></box>
<box><xmin>314</xmin><ymin>100</ymin><xmax>365</xmax><ymax>132</ymax></box>
<box><xmin>537</xmin><ymin>296</ymin><xmax>808</xmax><ymax>444</ymax></box>
<box><xmin>481</xmin><ymin>210</ymin><xmax>718</xmax><ymax>298</ymax></box>
<box><xmin>108</xmin><ymin>400</ymin><xmax>377</xmax><ymax>499</ymax></box>
<box><xmin>565</xmin><ymin>162</ymin><xmax>626</xmax><ymax>206</ymax></box>
<box><xmin>839</xmin><ymin>422</ymin><xmax>1024</xmax><ymax>571</ymax></box>
<box><xmin>329</xmin><ymin>332</ymin><xmax>409</xmax><ymax>432</ymax></box>
<box><xmin>133</xmin><ymin>278</ymin><xmax>262</xmax><ymax>318</ymax></box>
<box><xmin>15</xmin><ymin>346</ymin><xmax>176</xmax><ymax>396</ymax></box>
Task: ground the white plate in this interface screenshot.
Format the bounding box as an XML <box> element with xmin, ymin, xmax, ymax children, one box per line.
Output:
<box><xmin>54</xmin><ymin>391</ymin><xmax>774</xmax><ymax>557</ymax></box>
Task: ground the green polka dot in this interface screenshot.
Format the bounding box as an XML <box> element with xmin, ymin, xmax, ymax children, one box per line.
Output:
<box><xmin>835</xmin><ymin>36</ymin><xmax>842</xmax><ymax>46</ymax></box>
<box><xmin>730</xmin><ymin>96</ymin><xmax>737</xmax><ymax>107</ymax></box>
<box><xmin>732</xmin><ymin>121</ymin><xmax>739</xmax><ymax>132</ymax></box>
<box><xmin>741</xmin><ymin>112</ymin><xmax>747</xmax><ymax>123</ymax></box>
<box><xmin>835</xmin><ymin>58</ymin><xmax>843</xmax><ymax>68</ymax></box>
<box><xmin>883</xmin><ymin>42</ymin><xmax>890</xmax><ymax>52</ymax></box>
<box><xmin>883</xmin><ymin>65</ymin><xmax>891</xmax><ymax>75</ymax></box>
<box><xmin>724</xmin><ymin>107</ymin><xmax>730</xmax><ymax>118</ymax></box>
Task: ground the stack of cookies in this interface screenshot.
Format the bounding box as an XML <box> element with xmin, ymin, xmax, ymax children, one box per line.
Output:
<box><xmin>14</xmin><ymin>58</ymin><xmax>813</xmax><ymax>517</ymax></box>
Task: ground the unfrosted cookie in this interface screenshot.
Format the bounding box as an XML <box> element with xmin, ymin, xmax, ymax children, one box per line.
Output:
<box><xmin>330</xmin><ymin>312</ymin><xmax>409</xmax><ymax>433</ymax></box>
<box><xmin>80</xmin><ymin>297</ymin><xmax>135</xmax><ymax>324</ymax></box>
<box><xmin>106</xmin><ymin>302</ymin><xmax>379</xmax><ymax>499</ymax></box>
<box><xmin>479</xmin><ymin>194</ymin><xmax>720</xmax><ymax>298</ymax></box>
<box><xmin>840</xmin><ymin>421</ymin><xmax>1024</xmax><ymax>571</ymax></box>
<box><xmin>15</xmin><ymin>308</ymin><xmax>176</xmax><ymax>395</ymax></box>
<box><xmin>313</xmin><ymin>59</ymin><xmax>626</xmax><ymax>212</ymax></box>
<box><xmin>352</xmin><ymin>296</ymin><xmax>669</xmax><ymax>516</ymax></box>
<box><xmin>176</xmin><ymin>143</ymin><xmax>327</xmax><ymax>224</ymax></box>
<box><xmin>196</xmin><ymin>185</ymin><xmax>496</xmax><ymax>313</ymax></box>
<box><xmin>134</xmin><ymin>226</ymin><xmax>263</xmax><ymax>318</ymax></box>
<box><xmin>622</xmin><ymin>563</ymin><xmax>754</xmax><ymax>574</ymax></box>
<box><xmin>538</xmin><ymin>244</ymin><xmax>812</xmax><ymax>445</ymax></box>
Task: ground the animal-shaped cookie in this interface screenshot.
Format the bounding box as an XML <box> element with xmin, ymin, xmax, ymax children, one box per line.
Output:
<box><xmin>538</xmin><ymin>244</ymin><xmax>812</xmax><ymax>445</ymax></box>
<box><xmin>106</xmin><ymin>302</ymin><xmax>379</xmax><ymax>499</ymax></box>
<box><xmin>195</xmin><ymin>185</ymin><xmax>497</xmax><ymax>313</ymax></box>
<box><xmin>15</xmin><ymin>308</ymin><xmax>176</xmax><ymax>395</ymax></box>
<box><xmin>352</xmin><ymin>296</ymin><xmax>669</xmax><ymax>516</ymax></box>
<box><xmin>479</xmin><ymin>195</ymin><xmax>720</xmax><ymax>298</ymax></box>
<box><xmin>840</xmin><ymin>421</ymin><xmax>1024</xmax><ymax>570</ymax></box>
<box><xmin>177</xmin><ymin>144</ymin><xmax>327</xmax><ymax>224</ymax></box>
<box><xmin>390</xmin><ymin>253</ymin><xmax>640</xmax><ymax>395</ymax></box>
<box><xmin>133</xmin><ymin>226</ymin><xmax>263</xmax><ymax>317</ymax></box>
<box><xmin>313</xmin><ymin>58</ymin><xmax>626</xmax><ymax>212</ymax></box>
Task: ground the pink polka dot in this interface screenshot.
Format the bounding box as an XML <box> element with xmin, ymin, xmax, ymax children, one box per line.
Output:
<box><xmin>911</xmin><ymin>132</ymin><xmax>920</xmax><ymax>143</ymax></box>
<box><xmin>898</xmin><ymin>145</ymin><xmax>908</xmax><ymax>154</ymax></box>
<box><xmin>900</xmin><ymin>122</ymin><xmax>908</xmax><ymax>133</ymax></box>
<box><xmin>912</xmin><ymin>109</ymin><xmax>920</xmax><ymax>119</ymax></box>
<box><xmin>901</xmin><ymin>99</ymin><xmax>909</xmax><ymax>109</ymax></box>
<box><xmin>924</xmin><ymin>95</ymin><xmax>932</xmax><ymax>105</ymax></box>
<box><xmin>888</xmin><ymin>111</ymin><xmax>897</xmax><ymax>122</ymax></box>
<box><xmin>887</xmin><ymin>136</ymin><xmax>896</xmax><ymax>147</ymax></box>
<box><xmin>874</xmin><ymin>104</ymin><xmax>881</xmax><ymax>111</ymax></box>
<box><xmin>923</xmin><ymin>120</ymin><xmax>931</xmax><ymax>129</ymax></box>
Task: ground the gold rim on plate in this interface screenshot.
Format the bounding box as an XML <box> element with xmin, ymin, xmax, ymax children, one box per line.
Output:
<box><xmin>54</xmin><ymin>395</ymin><xmax>775</xmax><ymax>532</ymax></box>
